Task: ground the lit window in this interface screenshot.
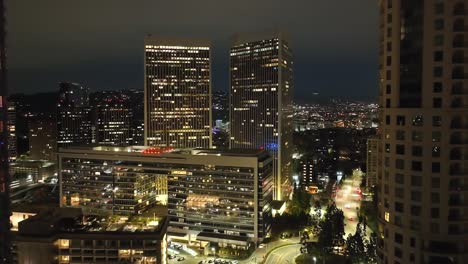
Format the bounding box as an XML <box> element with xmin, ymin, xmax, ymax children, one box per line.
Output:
<box><xmin>384</xmin><ymin>212</ymin><xmax>390</xmax><ymax>222</ymax></box>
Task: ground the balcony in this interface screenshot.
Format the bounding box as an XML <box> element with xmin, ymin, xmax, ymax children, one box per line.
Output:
<box><xmin>451</xmin><ymin>97</ymin><xmax>468</xmax><ymax>108</ymax></box>
<box><xmin>425</xmin><ymin>241</ymin><xmax>461</xmax><ymax>254</ymax></box>
<box><xmin>449</xmin><ymin>196</ymin><xmax>468</xmax><ymax>206</ymax></box>
<box><xmin>453</xmin><ymin>19</ymin><xmax>467</xmax><ymax>32</ymax></box>
<box><xmin>450</xmin><ymin>163</ymin><xmax>468</xmax><ymax>175</ymax></box>
<box><xmin>454</xmin><ymin>4</ymin><xmax>466</xmax><ymax>16</ymax></box>
<box><xmin>450</xmin><ymin>148</ymin><xmax>468</xmax><ymax>160</ymax></box>
<box><xmin>453</xmin><ymin>53</ymin><xmax>468</xmax><ymax>64</ymax></box>
<box><xmin>452</xmin><ymin>67</ymin><xmax>467</xmax><ymax>80</ymax></box>
<box><xmin>452</xmin><ymin>82</ymin><xmax>468</xmax><ymax>95</ymax></box>
<box><xmin>450</xmin><ymin>132</ymin><xmax>468</xmax><ymax>144</ymax></box>
<box><xmin>451</xmin><ymin>116</ymin><xmax>468</xmax><ymax>129</ymax></box>
<box><xmin>453</xmin><ymin>34</ymin><xmax>467</xmax><ymax>48</ymax></box>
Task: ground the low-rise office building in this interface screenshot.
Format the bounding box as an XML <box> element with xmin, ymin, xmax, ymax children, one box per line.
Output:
<box><xmin>167</xmin><ymin>149</ymin><xmax>273</xmax><ymax>251</ymax></box>
<box><xmin>9</xmin><ymin>160</ymin><xmax>56</xmax><ymax>189</ymax></box>
<box><xmin>58</xmin><ymin>146</ymin><xmax>273</xmax><ymax>252</ymax></box>
<box><xmin>13</xmin><ymin>207</ymin><xmax>168</xmax><ymax>264</ymax></box>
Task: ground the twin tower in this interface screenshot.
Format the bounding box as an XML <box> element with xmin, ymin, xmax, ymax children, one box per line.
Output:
<box><xmin>143</xmin><ymin>33</ymin><xmax>294</xmax><ymax>200</ymax></box>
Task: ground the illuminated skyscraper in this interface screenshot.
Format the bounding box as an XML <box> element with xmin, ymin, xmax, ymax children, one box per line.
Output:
<box><xmin>93</xmin><ymin>92</ymin><xmax>133</xmax><ymax>146</ymax></box>
<box><xmin>144</xmin><ymin>36</ymin><xmax>212</xmax><ymax>148</ymax></box>
<box><xmin>229</xmin><ymin>33</ymin><xmax>294</xmax><ymax>200</ymax></box>
<box><xmin>0</xmin><ymin>0</ymin><xmax>10</xmax><ymax>262</ymax></box>
<box><xmin>7</xmin><ymin>102</ymin><xmax>16</xmax><ymax>162</ymax></box>
<box><xmin>57</xmin><ymin>82</ymin><xmax>92</xmax><ymax>148</ymax></box>
<box><xmin>377</xmin><ymin>1</ymin><xmax>468</xmax><ymax>263</ymax></box>
<box><xmin>29</xmin><ymin>114</ymin><xmax>57</xmax><ymax>161</ymax></box>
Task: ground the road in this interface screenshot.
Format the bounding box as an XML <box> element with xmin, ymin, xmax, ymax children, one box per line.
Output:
<box><xmin>264</xmin><ymin>244</ymin><xmax>301</xmax><ymax>264</ymax></box>
<box><xmin>168</xmin><ymin>237</ymin><xmax>299</xmax><ymax>264</ymax></box>
<box><xmin>334</xmin><ymin>169</ymin><xmax>369</xmax><ymax>237</ymax></box>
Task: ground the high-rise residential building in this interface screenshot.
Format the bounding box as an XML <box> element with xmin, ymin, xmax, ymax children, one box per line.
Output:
<box><xmin>299</xmin><ymin>157</ymin><xmax>317</xmax><ymax>189</ymax></box>
<box><xmin>377</xmin><ymin>1</ymin><xmax>468</xmax><ymax>263</ymax></box>
<box><xmin>92</xmin><ymin>92</ymin><xmax>133</xmax><ymax>146</ymax></box>
<box><xmin>366</xmin><ymin>137</ymin><xmax>379</xmax><ymax>189</ymax></box>
<box><xmin>57</xmin><ymin>82</ymin><xmax>92</xmax><ymax>148</ymax></box>
<box><xmin>7</xmin><ymin>102</ymin><xmax>16</xmax><ymax>162</ymax></box>
<box><xmin>29</xmin><ymin>114</ymin><xmax>57</xmax><ymax>161</ymax></box>
<box><xmin>0</xmin><ymin>0</ymin><xmax>10</xmax><ymax>261</ymax></box>
<box><xmin>229</xmin><ymin>32</ymin><xmax>294</xmax><ymax>200</ymax></box>
<box><xmin>144</xmin><ymin>36</ymin><xmax>212</xmax><ymax>148</ymax></box>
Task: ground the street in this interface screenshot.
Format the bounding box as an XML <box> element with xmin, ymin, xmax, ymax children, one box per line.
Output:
<box><xmin>334</xmin><ymin>169</ymin><xmax>368</xmax><ymax>237</ymax></box>
<box><xmin>168</xmin><ymin>237</ymin><xmax>300</xmax><ymax>264</ymax></box>
<box><xmin>264</xmin><ymin>244</ymin><xmax>301</xmax><ymax>264</ymax></box>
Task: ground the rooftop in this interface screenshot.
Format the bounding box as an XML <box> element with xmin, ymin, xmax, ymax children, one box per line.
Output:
<box><xmin>16</xmin><ymin>207</ymin><xmax>167</xmax><ymax>238</ymax></box>
<box><xmin>59</xmin><ymin>145</ymin><xmax>269</xmax><ymax>158</ymax></box>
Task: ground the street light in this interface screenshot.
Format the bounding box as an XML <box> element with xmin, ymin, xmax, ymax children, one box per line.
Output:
<box><xmin>211</xmin><ymin>247</ymin><xmax>216</xmax><ymax>260</ymax></box>
<box><xmin>313</xmin><ymin>256</ymin><xmax>317</xmax><ymax>263</ymax></box>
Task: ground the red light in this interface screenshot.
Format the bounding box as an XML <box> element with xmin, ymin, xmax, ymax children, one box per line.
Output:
<box><xmin>142</xmin><ymin>147</ymin><xmax>174</xmax><ymax>155</ymax></box>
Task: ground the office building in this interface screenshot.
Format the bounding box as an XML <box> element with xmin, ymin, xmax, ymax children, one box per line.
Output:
<box><xmin>93</xmin><ymin>92</ymin><xmax>133</xmax><ymax>146</ymax></box>
<box><xmin>144</xmin><ymin>36</ymin><xmax>212</xmax><ymax>148</ymax></box>
<box><xmin>7</xmin><ymin>102</ymin><xmax>16</xmax><ymax>161</ymax></box>
<box><xmin>57</xmin><ymin>82</ymin><xmax>92</xmax><ymax>148</ymax></box>
<box><xmin>0</xmin><ymin>0</ymin><xmax>11</xmax><ymax>261</ymax></box>
<box><xmin>59</xmin><ymin>146</ymin><xmax>273</xmax><ymax>250</ymax></box>
<box><xmin>29</xmin><ymin>114</ymin><xmax>57</xmax><ymax>161</ymax></box>
<box><xmin>366</xmin><ymin>137</ymin><xmax>379</xmax><ymax>189</ymax></box>
<box><xmin>229</xmin><ymin>32</ymin><xmax>294</xmax><ymax>200</ymax></box>
<box><xmin>59</xmin><ymin>146</ymin><xmax>168</xmax><ymax>216</ymax></box>
<box><xmin>377</xmin><ymin>1</ymin><xmax>468</xmax><ymax>263</ymax></box>
<box><xmin>167</xmin><ymin>148</ymin><xmax>273</xmax><ymax>250</ymax></box>
<box><xmin>9</xmin><ymin>160</ymin><xmax>56</xmax><ymax>189</ymax></box>
<box><xmin>13</xmin><ymin>208</ymin><xmax>168</xmax><ymax>264</ymax></box>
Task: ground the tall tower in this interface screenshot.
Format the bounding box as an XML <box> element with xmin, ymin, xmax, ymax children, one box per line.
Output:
<box><xmin>377</xmin><ymin>1</ymin><xmax>468</xmax><ymax>263</ymax></box>
<box><xmin>6</xmin><ymin>102</ymin><xmax>15</xmax><ymax>162</ymax></box>
<box><xmin>229</xmin><ymin>33</ymin><xmax>294</xmax><ymax>200</ymax></box>
<box><xmin>94</xmin><ymin>92</ymin><xmax>133</xmax><ymax>146</ymax></box>
<box><xmin>144</xmin><ymin>36</ymin><xmax>212</xmax><ymax>148</ymax></box>
<box><xmin>0</xmin><ymin>0</ymin><xmax>10</xmax><ymax>262</ymax></box>
<box><xmin>57</xmin><ymin>82</ymin><xmax>92</xmax><ymax>148</ymax></box>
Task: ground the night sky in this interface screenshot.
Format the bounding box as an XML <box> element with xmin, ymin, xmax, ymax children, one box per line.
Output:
<box><xmin>8</xmin><ymin>0</ymin><xmax>378</xmax><ymax>102</ymax></box>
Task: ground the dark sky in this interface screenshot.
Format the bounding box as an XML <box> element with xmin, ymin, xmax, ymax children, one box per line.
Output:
<box><xmin>8</xmin><ymin>0</ymin><xmax>378</xmax><ymax>102</ymax></box>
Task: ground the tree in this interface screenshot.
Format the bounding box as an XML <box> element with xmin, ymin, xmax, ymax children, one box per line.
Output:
<box><xmin>288</xmin><ymin>187</ymin><xmax>312</xmax><ymax>217</ymax></box>
<box><xmin>365</xmin><ymin>232</ymin><xmax>378</xmax><ymax>263</ymax></box>
<box><xmin>317</xmin><ymin>202</ymin><xmax>345</xmax><ymax>254</ymax></box>
<box><xmin>345</xmin><ymin>222</ymin><xmax>366</xmax><ymax>263</ymax></box>
<box><xmin>311</xmin><ymin>200</ymin><xmax>322</xmax><ymax>237</ymax></box>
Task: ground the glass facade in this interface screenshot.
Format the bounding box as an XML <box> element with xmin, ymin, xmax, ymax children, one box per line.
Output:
<box><xmin>57</xmin><ymin>82</ymin><xmax>92</xmax><ymax>148</ymax></box>
<box><xmin>230</xmin><ymin>34</ymin><xmax>294</xmax><ymax>200</ymax></box>
<box><xmin>144</xmin><ymin>37</ymin><xmax>212</xmax><ymax>148</ymax></box>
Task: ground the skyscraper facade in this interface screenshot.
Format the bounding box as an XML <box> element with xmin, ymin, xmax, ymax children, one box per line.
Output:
<box><xmin>0</xmin><ymin>0</ymin><xmax>10</xmax><ymax>261</ymax></box>
<box><xmin>377</xmin><ymin>1</ymin><xmax>468</xmax><ymax>263</ymax></box>
<box><xmin>57</xmin><ymin>82</ymin><xmax>92</xmax><ymax>148</ymax></box>
<box><xmin>7</xmin><ymin>102</ymin><xmax>16</xmax><ymax>162</ymax></box>
<box><xmin>29</xmin><ymin>114</ymin><xmax>57</xmax><ymax>161</ymax></box>
<box><xmin>229</xmin><ymin>33</ymin><xmax>294</xmax><ymax>200</ymax></box>
<box><xmin>366</xmin><ymin>137</ymin><xmax>379</xmax><ymax>188</ymax></box>
<box><xmin>93</xmin><ymin>92</ymin><xmax>133</xmax><ymax>146</ymax></box>
<box><xmin>144</xmin><ymin>36</ymin><xmax>212</xmax><ymax>148</ymax></box>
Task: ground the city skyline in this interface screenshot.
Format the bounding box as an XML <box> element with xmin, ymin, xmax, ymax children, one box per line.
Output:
<box><xmin>3</xmin><ymin>1</ymin><xmax>466</xmax><ymax>264</ymax></box>
<box><xmin>8</xmin><ymin>0</ymin><xmax>378</xmax><ymax>102</ymax></box>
